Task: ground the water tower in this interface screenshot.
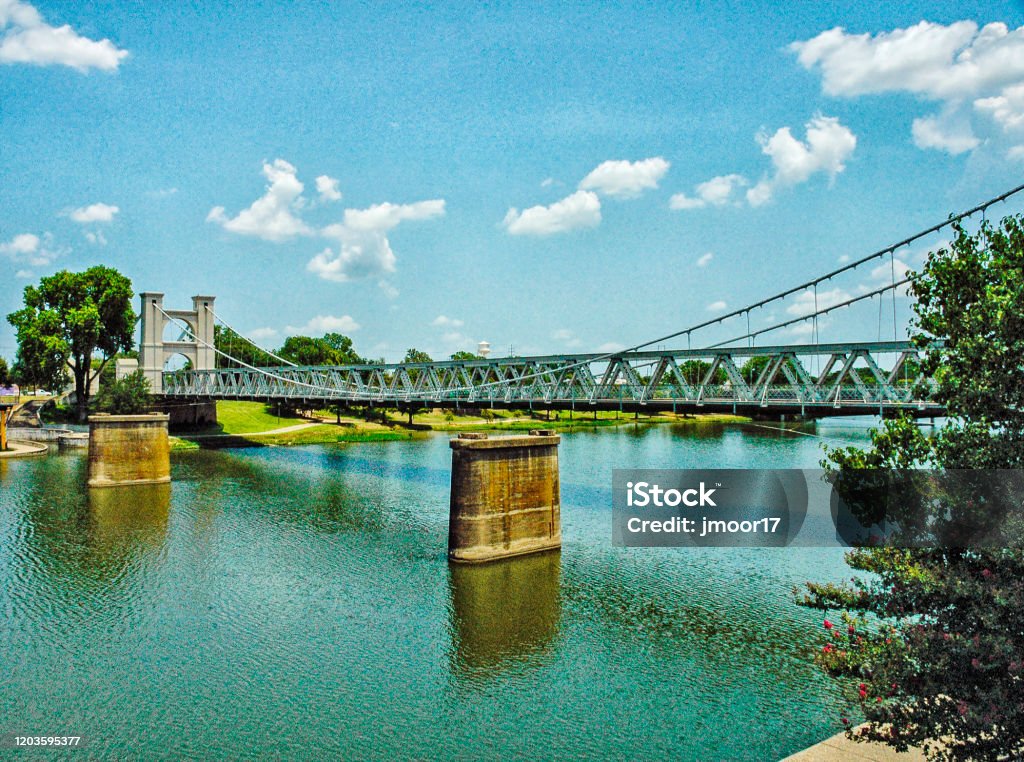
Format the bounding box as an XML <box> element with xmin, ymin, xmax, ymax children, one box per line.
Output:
<box><xmin>477</xmin><ymin>341</ymin><xmax>491</xmax><ymax>359</ymax></box>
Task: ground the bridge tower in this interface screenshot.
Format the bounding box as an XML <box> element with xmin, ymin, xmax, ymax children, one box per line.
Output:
<box><xmin>137</xmin><ymin>293</ymin><xmax>217</xmax><ymax>394</ymax></box>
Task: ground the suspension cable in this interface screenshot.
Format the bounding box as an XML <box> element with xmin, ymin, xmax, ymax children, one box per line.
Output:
<box><xmin>204</xmin><ymin>305</ymin><xmax>297</xmax><ymax>367</ymax></box>
<box><xmin>162</xmin><ymin>184</ymin><xmax>1022</xmax><ymax>399</ymax></box>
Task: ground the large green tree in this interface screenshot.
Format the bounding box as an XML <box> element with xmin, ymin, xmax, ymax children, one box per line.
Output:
<box><xmin>801</xmin><ymin>215</ymin><xmax>1024</xmax><ymax>760</ymax></box>
<box><xmin>7</xmin><ymin>266</ymin><xmax>136</xmax><ymax>421</ymax></box>
<box><xmin>278</xmin><ymin>334</ymin><xmax>363</xmax><ymax>366</ymax></box>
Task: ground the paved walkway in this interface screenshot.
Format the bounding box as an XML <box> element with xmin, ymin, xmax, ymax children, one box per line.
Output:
<box><xmin>182</xmin><ymin>422</ymin><xmax>323</xmax><ymax>439</ymax></box>
<box><xmin>0</xmin><ymin>439</ymin><xmax>48</xmax><ymax>458</ymax></box>
<box><xmin>784</xmin><ymin>729</ymin><xmax>926</xmax><ymax>761</ymax></box>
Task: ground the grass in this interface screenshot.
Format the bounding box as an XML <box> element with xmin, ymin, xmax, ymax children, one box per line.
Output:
<box><xmin>206</xmin><ymin>400</ymin><xmax>308</xmax><ymax>434</ymax></box>
<box><xmin>171</xmin><ymin>400</ymin><xmax>750</xmax><ymax>450</ymax></box>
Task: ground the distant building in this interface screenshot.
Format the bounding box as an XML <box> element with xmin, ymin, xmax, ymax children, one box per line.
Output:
<box><xmin>477</xmin><ymin>341</ymin><xmax>491</xmax><ymax>359</ymax></box>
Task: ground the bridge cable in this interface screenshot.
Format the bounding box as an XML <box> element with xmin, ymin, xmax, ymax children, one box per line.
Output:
<box><xmin>204</xmin><ymin>305</ymin><xmax>297</xmax><ymax>367</ymax></box>
<box><xmin>172</xmin><ymin>184</ymin><xmax>1020</xmax><ymax>400</ymax></box>
<box><xmin>156</xmin><ymin>306</ymin><xmax>365</xmax><ymax>398</ymax></box>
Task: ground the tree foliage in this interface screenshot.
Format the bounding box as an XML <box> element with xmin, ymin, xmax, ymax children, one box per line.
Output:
<box><xmin>7</xmin><ymin>267</ymin><xmax>136</xmax><ymax>421</ymax></box>
<box><xmin>450</xmin><ymin>351</ymin><xmax>481</xmax><ymax>361</ymax></box>
<box><xmin>0</xmin><ymin>356</ymin><xmax>10</xmax><ymax>387</ymax></box>
<box><xmin>92</xmin><ymin>370</ymin><xmax>152</xmax><ymax>415</ymax></box>
<box><xmin>801</xmin><ymin>216</ymin><xmax>1024</xmax><ymax>760</ymax></box>
<box><xmin>278</xmin><ymin>334</ymin><xmax>365</xmax><ymax>366</ymax></box>
<box><xmin>403</xmin><ymin>348</ymin><xmax>432</xmax><ymax>364</ymax></box>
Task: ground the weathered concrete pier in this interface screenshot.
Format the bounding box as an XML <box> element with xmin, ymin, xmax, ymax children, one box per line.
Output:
<box><xmin>87</xmin><ymin>413</ymin><xmax>171</xmax><ymax>488</ymax></box>
<box><xmin>448</xmin><ymin>431</ymin><xmax>561</xmax><ymax>563</ymax></box>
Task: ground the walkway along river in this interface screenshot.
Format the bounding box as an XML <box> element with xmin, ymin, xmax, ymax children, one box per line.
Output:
<box><xmin>0</xmin><ymin>419</ymin><xmax>877</xmax><ymax>759</ymax></box>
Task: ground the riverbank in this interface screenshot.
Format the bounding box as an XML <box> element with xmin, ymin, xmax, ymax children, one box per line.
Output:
<box><xmin>169</xmin><ymin>401</ymin><xmax>750</xmax><ymax>450</ymax></box>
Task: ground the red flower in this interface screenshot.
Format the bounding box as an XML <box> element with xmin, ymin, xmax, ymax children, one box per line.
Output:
<box><xmin>972</xmin><ymin>658</ymin><xmax>981</xmax><ymax>669</ymax></box>
<box><xmin>982</xmin><ymin>568</ymin><xmax>993</xmax><ymax>578</ymax></box>
<box><xmin>824</xmin><ymin>619</ymin><xmax>834</xmax><ymax>630</ymax></box>
<box><xmin>848</xmin><ymin>624</ymin><xmax>856</xmax><ymax>634</ymax></box>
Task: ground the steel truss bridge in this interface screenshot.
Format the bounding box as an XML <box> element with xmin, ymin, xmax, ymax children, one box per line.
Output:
<box><xmin>159</xmin><ymin>340</ymin><xmax>941</xmax><ymax>418</ymax></box>
<box><xmin>144</xmin><ymin>184</ymin><xmax>1024</xmax><ymax>420</ymax></box>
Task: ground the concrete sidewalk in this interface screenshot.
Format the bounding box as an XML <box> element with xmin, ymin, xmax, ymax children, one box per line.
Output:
<box><xmin>784</xmin><ymin>728</ymin><xmax>926</xmax><ymax>761</ymax></box>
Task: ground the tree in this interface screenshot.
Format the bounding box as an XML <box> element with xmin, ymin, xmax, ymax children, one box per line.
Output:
<box><xmin>278</xmin><ymin>336</ymin><xmax>341</xmax><ymax>366</ymax></box>
<box><xmin>92</xmin><ymin>370</ymin><xmax>152</xmax><ymax>414</ymax></box>
<box><xmin>7</xmin><ymin>267</ymin><xmax>136</xmax><ymax>421</ymax></box>
<box><xmin>214</xmin><ymin>325</ymin><xmax>280</xmax><ymax>368</ymax></box>
<box><xmin>403</xmin><ymin>348</ymin><xmax>432</xmax><ymax>364</ymax></box>
<box><xmin>0</xmin><ymin>357</ymin><xmax>10</xmax><ymax>386</ymax></box>
<box><xmin>800</xmin><ymin>215</ymin><xmax>1024</xmax><ymax>760</ymax></box>
<box><xmin>450</xmin><ymin>351</ymin><xmax>481</xmax><ymax>361</ymax></box>
<box><xmin>323</xmin><ymin>333</ymin><xmax>365</xmax><ymax>365</ymax></box>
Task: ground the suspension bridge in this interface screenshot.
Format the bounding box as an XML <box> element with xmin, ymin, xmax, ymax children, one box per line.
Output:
<box><xmin>124</xmin><ymin>185</ymin><xmax>1024</xmax><ymax>420</ymax></box>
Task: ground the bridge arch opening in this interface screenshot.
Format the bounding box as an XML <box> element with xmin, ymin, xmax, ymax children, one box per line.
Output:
<box><xmin>163</xmin><ymin>319</ymin><xmax>196</xmax><ymax>344</ymax></box>
<box><xmin>163</xmin><ymin>353</ymin><xmax>193</xmax><ymax>373</ymax></box>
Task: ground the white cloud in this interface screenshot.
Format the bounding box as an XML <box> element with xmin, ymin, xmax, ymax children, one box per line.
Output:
<box><xmin>338</xmin><ymin>199</ymin><xmax>445</xmax><ymax>233</ymax></box>
<box><xmin>0</xmin><ymin>0</ymin><xmax>128</xmax><ymax>72</ymax></box>
<box><xmin>786</xmin><ymin>287</ymin><xmax>852</xmax><ymax>317</ymax></box>
<box><xmin>860</xmin><ymin>257</ymin><xmax>913</xmax><ymax>296</ymax></box>
<box><xmin>432</xmin><ymin>315</ymin><xmax>464</xmax><ymax>328</ymax></box>
<box><xmin>247</xmin><ymin>327</ymin><xmax>279</xmax><ymax>341</ymax></box>
<box><xmin>14</xmin><ymin>269</ymin><xmax>31</xmax><ymax>278</ymax></box>
<box><xmin>208</xmin><ymin>159</ymin><xmax>313</xmax><ymax>242</ymax></box>
<box><xmin>285</xmin><ymin>315</ymin><xmax>361</xmax><ymax>336</ymax></box>
<box><xmin>540</xmin><ymin>177</ymin><xmax>556</xmax><ymax>188</ymax></box>
<box><xmin>551</xmin><ymin>328</ymin><xmax>582</xmax><ymax>348</ymax></box>
<box><xmin>309</xmin><ymin>199</ymin><xmax>445</xmax><ymax>283</ymax></box>
<box><xmin>792</xmin><ymin>21</ymin><xmax>1024</xmax><ymax>154</ymax></box>
<box><xmin>1009</xmin><ymin>145</ymin><xmax>1024</xmax><ymax>160</ymax></box>
<box><xmin>315</xmin><ymin>174</ymin><xmax>341</xmax><ymax>202</ymax></box>
<box><xmin>578</xmin><ymin>157</ymin><xmax>670</xmax><ymax>198</ymax></box>
<box><xmin>696</xmin><ymin>252</ymin><xmax>713</xmax><ymax>267</ymax></box>
<box><xmin>670</xmin><ymin>174</ymin><xmax>748</xmax><ymax>210</ymax></box>
<box><xmin>146</xmin><ymin>187</ymin><xmax>178</xmax><ymax>198</ymax></box>
<box><xmin>911</xmin><ymin>113</ymin><xmax>980</xmax><ymax>154</ymax></box>
<box><xmin>378</xmin><ymin>280</ymin><xmax>399</xmax><ymax>299</ymax></box>
<box><xmin>597</xmin><ymin>342</ymin><xmax>625</xmax><ymax>353</ymax></box>
<box><xmin>0</xmin><ymin>231</ymin><xmax>63</xmax><ymax>266</ymax></box>
<box><xmin>69</xmin><ymin>202</ymin><xmax>118</xmax><ymax>223</ymax></box>
<box><xmin>838</xmin><ymin>254</ymin><xmax>850</xmax><ymax>263</ymax></box>
<box><xmin>84</xmin><ymin>230</ymin><xmax>107</xmax><ymax>246</ymax></box>
<box><xmin>503</xmin><ymin>190</ymin><xmax>601</xmax><ymax>236</ymax></box>
<box><xmin>746</xmin><ymin>115</ymin><xmax>856</xmax><ymax>206</ymax></box>
<box><xmin>706</xmin><ymin>300</ymin><xmax>728</xmax><ymax>312</ymax></box>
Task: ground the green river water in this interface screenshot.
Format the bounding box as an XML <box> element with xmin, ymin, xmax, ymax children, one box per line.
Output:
<box><xmin>0</xmin><ymin>420</ymin><xmax>876</xmax><ymax>760</ymax></box>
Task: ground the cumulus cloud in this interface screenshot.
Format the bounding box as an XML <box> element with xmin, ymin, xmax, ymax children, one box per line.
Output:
<box><xmin>503</xmin><ymin>190</ymin><xmax>601</xmax><ymax>236</ymax></box>
<box><xmin>670</xmin><ymin>174</ymin><xmax>747</xmax><ymax>210</ymax></box>
<box><xmin>0</xmin><ymin>0</ymin><xmax>128</xmax><ymax>72</ymax></box>
<box><xmin>696</xmin><ymin>252</ymin><xmax>713</xmax><ymax>267</ymax></box>
<box><xmin>208</xmin><ymin>159</ymin><xmax>313</xmax><ymax>242</ymax></box>
<box><xmin>247</xmin><ymin>327</ymin><xmax>279</xmax><ymax>341</ymax></box>
<box><xmin>309</xmin><ymin>199</ymin><xmax>445</xmax><ymax>283</ymax></box>
<box><xmin>432</xmin><ymin>315</ymin><xmax>464</xmax><ymax>328</ymax></box>
<box><xmin>69</xmin><ymin>202</ymin><xmax>118</xmax><ymax>223</ymax></box>
<box><xmin>671</xmin><ymin>117</ymin><xmax>855</xmax><ymax>210</ymax></box>
<box><xmin>84</xmin><ymin>230</ymin><xmax>107</xmax><ymax>246</ymax></box>
<box><xmin>597</xmin><ymin>342</ymin><xmax>625</xmax><ymax>353</ymax></box>
<box><xmin>746</xmin><ymin>116</ymin><xmax>856</xmax><ymax>206</ymax></box>
<box><xmin>337</xmin><ymin>199</ymin><xmax>445</xmax><ymax>233</ymax></box>
<box><xmin>578</xmin><ymin>157</ymin><xmax>670</xmax><ymax>198</ymax></box>
<box><xmin>285</xmin><ymin>314</ymin><xmax>361</xmax><ymax>336</ymax></box>
<box><xmin>552</xmin><ymin>328</ymin><xmax>582</xmax><ymax>348</ymax></box>
<box><xmin>786</xmin><ymin>287</ymin><xmax>852</xmax><ymax>317</ymax></box>
<box><xmin>707</xmin><ymin>300</ymin><xmax>728</xmax><ymax>312</ymax></box>
<box><xmin>315</xmin><ymin>175</ymin><xmax>341</xmax><ymax>202</ymax></box>
<box><xmin>0</xmin><ymin>231</ymin><xmax>63</xmax><ymax>266</ymax></box>
<box><xmin>792</xmin><ymin>21</ymin><xmax>1024</xmax><ymax>155</ymax></box>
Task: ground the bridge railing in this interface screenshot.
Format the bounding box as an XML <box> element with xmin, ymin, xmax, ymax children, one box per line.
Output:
<box><xmin>159</xmin><ymin>341</ymin><xmax>943</xmax><ymax>415</ymax></box>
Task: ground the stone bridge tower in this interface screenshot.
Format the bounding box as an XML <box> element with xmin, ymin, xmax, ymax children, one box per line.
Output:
<box><xmin>135</xmin><ymin>293</ymin><xmax>217</xmax><ymax>394</ymax></box>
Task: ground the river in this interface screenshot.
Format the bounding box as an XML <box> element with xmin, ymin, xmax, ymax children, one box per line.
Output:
<box><xmin>0</xmin><ymin>419</ymin><xmax>877</xmax><ymax>760</ymax></box>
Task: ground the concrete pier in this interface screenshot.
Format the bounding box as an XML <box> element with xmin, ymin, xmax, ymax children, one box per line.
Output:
<box><xmin>448</xmin><ymin>431</ymin><xmax>561</xmax><ymax>563</ymax></box>
<box><xmin>87</xmin><ymin>413</ymin><xmax>171</xmax><ymax>488</ymax></box>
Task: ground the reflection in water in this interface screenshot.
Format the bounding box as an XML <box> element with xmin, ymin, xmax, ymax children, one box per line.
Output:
<box><xmin>448</xmin><ymin>550</ymin><xmax>561</xmax><ymax>676</ymax></box>
<box><xmin>88</xmin><ymin>483</ymin><xmax>171</xmax><ymax>551</ymax></box>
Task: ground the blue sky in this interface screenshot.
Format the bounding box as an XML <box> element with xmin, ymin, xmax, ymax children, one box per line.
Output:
<box><xmin>3</xmin><ymin>1</ymin><xmax>1024</xmax><ymax>363</ymax></box>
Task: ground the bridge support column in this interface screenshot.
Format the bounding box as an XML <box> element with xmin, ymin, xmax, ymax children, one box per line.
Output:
<box><xmin>448</xmin><ymin>431</ymin><xmax>561</xmax><ymax>563</ymax></box>
<box><xmin>87</xmin><ymin>414</ymin><xmax>171</xmax><ymax>488</ymax></box>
